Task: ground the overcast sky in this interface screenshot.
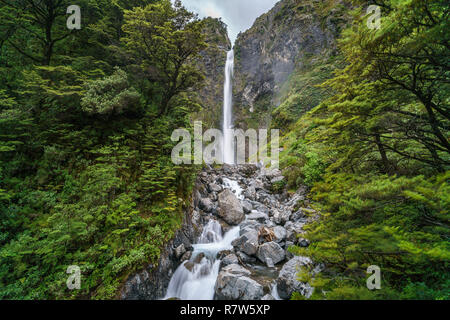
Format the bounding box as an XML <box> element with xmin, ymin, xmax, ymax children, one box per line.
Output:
<box><xmin>175</xmin><ymin>0</ymin><xmax>280</xmax><ymax>45</ymax></box>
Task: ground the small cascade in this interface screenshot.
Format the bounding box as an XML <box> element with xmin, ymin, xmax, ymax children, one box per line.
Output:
<box><xmin>222</xmin><ymin>177</ymin><xmax>244</xmax><ymax>200</ymax></box>
<box><xmin>164</xmin><ymin>220</ymin><xmax>240</xmax><ymax>300</ymax></box>
<box><xmin>271</xmin><ymin>283</ymin><xmax>282</xmax><ymax>300</ymax></box>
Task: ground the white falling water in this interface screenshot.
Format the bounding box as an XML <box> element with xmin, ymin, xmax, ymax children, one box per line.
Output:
<box><xmin>222</xmin><ymin>178</ymin><xmax>244</xmax><ymax>200</ymax></box>
<box><xmin>164</xmin><ymin>220</ymin><xmax>240</xmax><ymax>300</ymax></box>
<box><xmin>223</xmin><ymin>50</ymin><xmax>235</xmax><ymax>164</ymax></box>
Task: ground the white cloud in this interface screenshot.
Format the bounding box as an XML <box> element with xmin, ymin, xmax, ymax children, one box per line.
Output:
<box><xmin>176</xmin><ymin>0</ymin><xmax>280</xmax><ymax>45</ymax></box>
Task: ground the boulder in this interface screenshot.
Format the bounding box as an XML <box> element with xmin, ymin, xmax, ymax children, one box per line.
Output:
<box><xmin>290</xmin><ymin>210</ymin><xmax>306</xmax><ymax>222</ymax></box>
<box><xmin>215</xmin><ymin>265</ymin><xmax>264</xmax><ymax>300</ymax></box>
<box><xmin>208</xmin><ymin>183</ymin><xmax>223</xmax><ymax>193</ymax></box>
<box><xmin>244</xmin><ymin>186</ymin><xmax>256</xmax><ymax>200</ymax></box>
<box><xmin>217</xmin><ymin>189</ymin><xmax>245</xmax><ymax>225</ymax></box>
<box><xmin>285</xmin><ymin>241</ymin><xmax>295</xmax><ymax>260</ymax></box>
<box><xmin>262</xmin><ymin>168</ymin><xmax>282</xmax><ymax>180</ymax></box>
<box><xmin>174</xmin><ymin>244</ymin><xmax>186</xmax><ymax>259</ymax></box>
<box><xmin>257</xmin><ymin>242</ymin><xmax>285</xmax><ymax>266</ymax></box>
<box><xmin>273</xmin><ymin>226</ymin><xmax>287</xmax><ymax>243</ymax></box>
<box><xmin>199</xmin><ymin>197</ymin><xmax>214</xmax><ymax>213</ymax></box>
<box><xmin>276</xmin><ymin>256</ymin><xmax>313</xmax><ymax>299</ymax></box>
<box><xmin>239</xmin><ymin>220</ymin><xmax>261</xmax><ymax>236</ymax></box>
<box><xmin>232</xmin><ymin>230</ymin><xmax>259</xmax><ymax>256</ymax></box>
<box><xmin>270</xmin><ymin>176</ymin><xmax>285</xmax><ymax>184</ymax></box>
<box><xmin>284</xmin><ymin>221</ymin><xmax>305</xmax><ymax>242</ymax></box>
<box><xmin>180</xmin><ymin>251</ymin><xmax>192</xmax><ymax>262</ymax></box>
<box><xmin>242</xmin><ymin>200</ymin><xmax>253</xmax><ymax>214</ymax></box>
<box><xmin>246</xmin><ymin>211</ymin><xmax>269</xmax><ymax>223</ymax></box>
<box><xmin>272</xmin><ymin>209</ymin><xmax>291</xmax><ymax>225</ymax></box>
<box><xmin>221</xmin><ymin>264</ymin><xmax>251</xmax><ymax>276</ymax></box>
<box><xmin>237</xmin><ymin>251</ymin><xmax>257</xmax><ymax>264</ymax></box>
<box><xmin>221</xmin><ymin>254</ymin><xmax>239</xmax><ymax>268</ymax></box>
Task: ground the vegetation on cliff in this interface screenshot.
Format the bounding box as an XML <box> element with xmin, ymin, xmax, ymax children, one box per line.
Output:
<box><xmin>0</xmin><ymin>0</ymin><xmax>213</xmax><ymax>299</ymax></box>
<box><xmin>275</xmin><ymin>0</ymin><xmax>449</xmax><ymax>299</ymax></box>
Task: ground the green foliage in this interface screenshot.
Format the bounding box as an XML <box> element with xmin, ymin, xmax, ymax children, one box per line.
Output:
<box><xmin>81</xmin><ymin>68</ymin><xmax>142</xmax><ymax>117</ymax></box>
<box><xmin>277</xmin><ymin>0</ymin><xmax>449</xmax><ymax>300</ymax></box>
<box><xmin>291</xmin><ymin>173</ymin><xmax>449</xmax><ymax>300</ymax></box>
<box><xmin>121</xmin><ymin>0</ymin><xmax>207</xmax><ymax>115</ymax></box>
<box><xmin>0</xmin><ymin>0</ymin><xmax>203</xmax><ymax>299</ymax></box>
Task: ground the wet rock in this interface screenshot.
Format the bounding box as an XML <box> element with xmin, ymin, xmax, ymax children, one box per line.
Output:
<box><xmin>217</xmin><ymin>189</ymin><xmax>245</xmax><ymax>225</ymax></box>
<box><xmin>209</xmin><ymin>192</ymin><xmax>218</xmax><ymax>202</ymax></box>
<box><xmin>257</xmin><ymin>242</ymin><xmax>285</xmax><ymax>266</ymax></box>
<box><xmin>193</xmin><ymin>252</ymin><xmax>206</xmax><ymax>264</ymax></box>
<box><xmin>215</xmin><ymin>265</ymin><xmax>264</xmax><ymax>300</ymax></box>
<box><xmin>184</xmin><ymin>261</ymin><xmax>195</xmax><ymax>272</ymax></box>
<box><xmin>174</xmin><ymin>244</ymin><xmax>186</xmax><ymax>259</ymax></box>
<box><xmin>180</xmin><ymin>251</ymin><xmax>192</xmax><ymax>262</ymax></box>
<box><xmin>221</xmin><ymin>254</ymin><xmax>239</xmax><ymax>268</ymax></box>
<box><xmin>217</xmin><ymin>250</ymin><xmax>233</xmax><ymax>260</ymax></box>
<box><xmin>199</xmin><ymin>197</ymin><xmax>214</xmax><ymax>213</ymax></box>
<box><xmin>242</xmin><ymin>200</ymin><xmax>253</xmax><ymax>214</ymax></box>
<box><xmin>276</xmin><ymin>256</ymin><xmax>313</xmax><ymax>299</ymax></box>
<box><xmin>261</xmin><ymin>294</ymin><xmax>276</xmax><ymax>300</ymax></box>
<box><xmin>221</xmin><ymin>264</ymin><xmax>251</xmax><ymax>276</ymax></box>
<box><xmin>237</xmin><ymin>251</ymin><xmax>257</xmax><ymax>264</ymax></box>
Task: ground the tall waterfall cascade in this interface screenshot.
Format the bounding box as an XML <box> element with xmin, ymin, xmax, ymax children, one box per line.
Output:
<box><xmin>223</xmin><ymin>50</ymin><xmax>235</xmax><ymax>164</ymax></box>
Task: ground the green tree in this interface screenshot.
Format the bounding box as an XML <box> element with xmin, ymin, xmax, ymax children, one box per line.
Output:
<box><xmin>122</xmin><ymin>0</ymin><xmax>207</xmax><ymax>115</ymax></box>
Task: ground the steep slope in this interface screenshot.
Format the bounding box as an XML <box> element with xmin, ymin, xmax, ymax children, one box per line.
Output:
<box><xmin>233</xmin><ymin>0</ymin><xmax>350</xmax><ymax>129</ymax></box>
<box><xmin>195</xmin><ymin>17</ymin><xmax>232</xmax><ymax>128</ymax></box>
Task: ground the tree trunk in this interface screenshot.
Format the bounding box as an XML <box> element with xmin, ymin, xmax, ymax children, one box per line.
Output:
<box><xmin>374</xmin><ymin>134</ymin><xmax>392</xmax><ymax>175</ymax></box>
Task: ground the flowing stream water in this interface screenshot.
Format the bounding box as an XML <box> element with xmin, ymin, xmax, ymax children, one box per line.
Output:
<box><xmin>164</xmin><ymin>220</ymin><xmax>240</xmax><ymax>300</ymax></box>
<box><xmin>163</xmin><ymin>50</ymin><xmax>246</xmax><ymax>300</ymax></box>
<box><xmin>163</xmin><ymin>179</ymin><xmax>243</xmax><ymax>300</ymax></box>
<box><xmin>223</xmin><ymin>50</ymin><xmax>235</xmax><ymax>165</ymax></box>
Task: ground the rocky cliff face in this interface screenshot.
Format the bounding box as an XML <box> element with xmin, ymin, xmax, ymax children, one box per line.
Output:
<box><xmin>233</xmin><ymin>0</ymin><xmax>349</xmax><ymax>129</ymax></box>
<box><xmin>195</xmin><ymin>17</ymin><xmax>232</xmax><ymax>128</ymax></box>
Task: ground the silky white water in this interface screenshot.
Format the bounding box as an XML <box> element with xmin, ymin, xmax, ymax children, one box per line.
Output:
<box><xmin>222</xmin><ymin>177</ymin><xmax>244</xmax><ymax>200</ymax></box>
<box><xmin>223</xmin><ymin>50</ymin><xmax>235</xmax><ymax>164</ymax></box>
<box><xmin>164</xmin><ymin>220</ymin><xmax>240</xmax><ymax>300</ymax></box>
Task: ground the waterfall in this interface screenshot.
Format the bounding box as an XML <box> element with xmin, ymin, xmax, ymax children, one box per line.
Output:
<box><xmin>164</xmin><ymin>220</ymin><xmax>240</xmax><ymax>300</ymax></box>
<box><xmin>223</xmin><ymin>50</ymin><xmax>235</xmax><ymax>164</ymax></box>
